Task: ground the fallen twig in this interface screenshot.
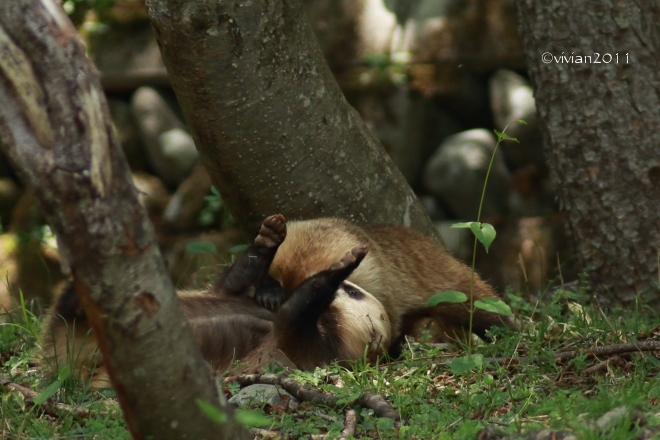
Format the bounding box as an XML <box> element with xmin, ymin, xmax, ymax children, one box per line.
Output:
<box><xmin>340</xmin><ymin>409</ymin><xmax>357</xmax><ymax>439</ymax></box>
<box><xmin>488</xmin><ymin>340</ymin><xmax>660</xmax><ymax>367</ymax></box>
<box><xmin>0</xmin><ymin>375</ymin><xmax>92</xmax><ymax>420</ymax></box>
<box><xmin>551</xmin><ymin>340</ymin><xmax>660</xmax><ymax>363</ymax></box>
<box><xmin>583</xmin><ymin>356</ymin><xmax>630</xmax><ymax>375</ymax></box>
<box><xmin>226</xmin><ymin>373</ymin><xmax>401</xmax><ymax>424</ymax></box>
<box><xmin>477</xmin><ymin>405</ymin><xmax>655</xmax><ymax>440</ymax></box>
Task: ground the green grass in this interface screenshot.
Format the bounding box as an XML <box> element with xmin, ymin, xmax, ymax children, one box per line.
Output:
<box><xmin>1</xmin><ymin>284</ymin><xmax>658</xmax><ymax>439</ymax></box>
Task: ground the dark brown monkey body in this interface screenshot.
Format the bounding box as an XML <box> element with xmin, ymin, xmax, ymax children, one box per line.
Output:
<box><xmin>39</xmin><ymin>216</ymin><xmax>390</xmax><ymax>386</ymax></box>
<box><xmin>263</xmin><ymin>218</ymin><xmax>514</xmax><ymax>354</ymax></box>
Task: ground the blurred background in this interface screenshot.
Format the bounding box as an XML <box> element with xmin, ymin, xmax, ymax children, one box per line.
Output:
<box><xmin>0</xmin><ymin>0</ymin><xmax>577</xmax><ymax>312</ymax></box>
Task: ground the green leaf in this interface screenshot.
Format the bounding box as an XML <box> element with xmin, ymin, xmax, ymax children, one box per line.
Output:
<box><xmin>376</xmin><ymin>417</ymin><xmax>396</xmax><ymax>430</ymax></box>
<box><xmin>34</xmin><ymin>380</ymin><xmax>62</xmax><ymax>405</ymax></box>
<box><xmin>450</xmin><ymin>222</ymin><xmax>475</xmax><ymax>229</ymax></box>
<box><xmin>57</xmin><ymin>365</ymin><xmax>70</xmax><ymax>382</ymax></box>
<box><xmin>186</xmin><ymin>241</ymin><xmax>217</xmax><ymax>254</ymax></box>
<box><xmin>336</xmin><ymin>391</ymin><xmax>362</xmax><ymax>406</ymax></box>
<box><xmin>470</xmin><ymin>222</ymin><xmax>483</xmax><ymax>239</ymax></box>
<box><xmin>493</xmin><ymin>129</ymin><xmax>519</xmax><ymax>143</ymax></box>
<box><xmin>517</xmin><ymin>119</ymin><xmax>527</xmax><ymax>125</ymax></box>
<box><xmin>448</xmin><ymin>354</ymin><xmax>484</xmax><ymax>375</ymax></box>
<box><xmin>196</xmin><ymin>399</ymin><xmax>228</xmax><ymax>424</ymax></box>
<box><xmin>474</xmin><ymin>297</ymin><xmax>513</xmax><ymax>316</ymax></box>
<box><xmin>479</xmin><ymin>222</ymin><xmax>496</xmax><ymax>252</ymax></box>
<box><xmin>427</xmin><ymin>291</ymin><xmax>467</xmax><ymax>307</ymax></box>
<box><xmin>468</xmin><ymin>222</ymin><xmax>496</xmax><ymax>253</ymax></box>
<box><xmin>235</xmin><ymin>409</ymin><xmax>271</xmax><ymax>427</ymax></box>
<box><xmin>229</xmin><ymin>244</ymin><xmax>248</xmax><ymax>255</ymax></box>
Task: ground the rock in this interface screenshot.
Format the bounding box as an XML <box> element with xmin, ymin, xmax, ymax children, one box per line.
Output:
<box><xmin>108</xmin><ymin>98</ymin><xmax>148</xmax><ymax>171</ymax></box>
<box><xmin>352</xmin><ymin>86</ymin><xmax>463</xmax><ymax>190</ymax></box>
<box><xmin>157</xmin><ymin>128</ymin><xmax>198</xmax><ymax>178</ymax></box>
<box><xmin>353</xmin><ymin>86</ymin><xmax>427</xmax><ymax>187</ymax></box>
<box><xmin>489</xmin><ymin>69</ymin><xmax>545</xmax><ymax>169</ymax></box>
<box><xmin>131</xmin><ymin>87</ymin><xmax>199</xmax><ymax>187</ymax></box>
<box><xmin>163</xmin><ymin>166</ymin><xmax>212</xmax><ymax>233</ymax></box>
<box><xmin>84</xmin><ymin>19</ymin><xmax>169</xmax><ymax>92</ymax></box>
<box><xmin>228</xmin><ymin>384</ymin><xmax>299</xmax><ymax>410</ymax></box>
<box><xmin>423</xmin><ymin>129</ymin><xmax>510</xmax><ymax>220</ymax></box>
<box><xmin>434</xmin><ymin>220</ymin><xmax>472</xmax><ymax>262</ymax></box>
<box><xmin>419</xmin><ymin>195</ymin><xmax>447</xmax><ymax>221</ymax></box>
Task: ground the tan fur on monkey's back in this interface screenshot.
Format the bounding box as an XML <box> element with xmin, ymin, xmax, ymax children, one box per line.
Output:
<box><xmin>269</xmin><ymin>218</ymin><xmax>512</xmax><ymax>341</ymax></box>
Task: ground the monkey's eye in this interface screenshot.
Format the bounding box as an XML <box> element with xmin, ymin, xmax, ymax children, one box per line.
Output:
<box><xmin>343</xmin><ymin>284</ymin><xmax>364</xmax><ymax>300</ymax></box>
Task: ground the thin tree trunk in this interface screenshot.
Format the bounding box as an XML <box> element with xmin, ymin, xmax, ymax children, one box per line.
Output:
<box><xmin>145</xmin><ymin>0</ymin><xmax>438</xmax><ymax>238</ymax></box>
<box><xmin>515</xmin><ymin>0</ymin><xmax>660</xmax><ymax>305</ymax></box>
<box><xmin>0</xmin><ymin>1</ymin><xmax>249</xmax><ymax>439</ymax></box>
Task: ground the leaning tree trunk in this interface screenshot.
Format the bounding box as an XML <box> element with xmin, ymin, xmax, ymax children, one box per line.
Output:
<box><xmin>0</xmin><ymin>2</ymin><xmax>249</xmax><ymax>439</ymax></box>
<box><xmin>145</xmin><ymin>0</ymin><xmax>437</xmax><ymax>238</ymax></box>
<box><xmin>515</xmin><ymin>0</ymin><xmax>660</xmax><ymax>305</ymax></box>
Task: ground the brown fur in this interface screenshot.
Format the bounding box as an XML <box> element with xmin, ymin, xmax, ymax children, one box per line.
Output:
<box><xmin>39</xmin><ymin>243</ymin><xmax>390</xmax><ymax>387</ymax></box>
<box><xmin>269</xmin><ymin>218</ymin><xmax>515</xmax><ymax>351</ymax></box>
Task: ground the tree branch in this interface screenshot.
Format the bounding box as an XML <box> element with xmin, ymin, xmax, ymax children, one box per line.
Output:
<box><xmin>0</xmin><ymin>1</ymin><xmax>249</xmax><ymax>438</ymax></box>
<box><xmin>227</xmin><ymin>373</ymin><xmax>401</xmax><ymax>423</ymax></box>
<box><xmin>0</xmin><ymin>375</ymin><xmax>94</xmax><ymax>420</ymax></box>
<box><xmin>145</xmin><ymin>0</ymin><xmax>438</xmax><ymax>238</ymax></box>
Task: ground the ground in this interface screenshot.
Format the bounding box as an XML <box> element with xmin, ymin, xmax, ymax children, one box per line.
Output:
<box><xmin>0</xmin><ymin>286</ymin><xmax>658</xmax><ymax>439</ymax></box>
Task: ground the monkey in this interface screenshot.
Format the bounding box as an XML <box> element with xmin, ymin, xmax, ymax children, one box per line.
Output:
<box><xmin>39</xmin><ymin>215</ymin><xmax>391</xmax><ymax>387</ymax></box>
<box><xmin>254</xmin><ymin>216</ymin><xmax>516</xmax><ymax>356</ymax></box>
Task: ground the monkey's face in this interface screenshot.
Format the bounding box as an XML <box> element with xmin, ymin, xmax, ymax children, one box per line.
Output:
<box><xmin>333</xmin><ymin>281</ymin><xmax>391</xmax><ymax>361</ymax></box>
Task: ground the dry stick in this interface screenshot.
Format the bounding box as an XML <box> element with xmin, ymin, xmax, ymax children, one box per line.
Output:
<box><xmin>0</xmin><ymin>375</ymin><xmax>93</xmax><ymax>420</ymax></box>
<box><xmin>582</xmin><ymin>356</ymin><xmax>628</xmax><ymax>376</ymax></box>
<box><xmin>340</xmin><ymin>409</ymin><xmax>357</xmax><ymax>439</ymax></box>
<box><xmin>377</xmin><ymin>340</ymin><xmax>659</xmax><ymax>370</ymax></box>
<box><xmin>227</xmin><ymin>373</ymin><xmax>401</xmax><ymax>423</ymax></box>
<box><xmin>489</xmin><ymin>340</ymin><xmax>660</xmax><ymax>366</ymax></box>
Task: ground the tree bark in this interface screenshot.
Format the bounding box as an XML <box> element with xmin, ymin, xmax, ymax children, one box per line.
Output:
<box><xmin>515</xmin><ymin>0</ymin><xmax>660</xmax><ymax>305</ymax></box>
<box><xmin>145</xmin><ymin>0</ymin><xmax>438</xmax><ymax>238</ymax></box>
<box><xmin>0</xmin><ymin>1</ymin><xmax>249</xmax><ymax>439</ymax></box>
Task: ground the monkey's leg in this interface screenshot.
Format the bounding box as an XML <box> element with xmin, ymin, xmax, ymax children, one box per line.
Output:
<box><xmin>214</xmin><ymin>214</ymin><xmax>287</xmax><ymax>301</ymax></box>
<box><xmin>252</xmin><ymin>214</ymin><xmax>288</xmax><ymax>311</ymax></box>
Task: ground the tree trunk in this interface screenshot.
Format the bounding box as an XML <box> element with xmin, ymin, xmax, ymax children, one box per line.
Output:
<box><xmin>145</xmin><ymin>0</ymin><xmax>438</xmax><ymax>238</ymax></box>
<box><xmin>515</xmin><ymin>0</ymin><xmax>660</xmax><ymax>305</ymax></box>
<box><xmin>0</xmin><ymin>2</ymin><xmax>249</xmax><ymax>439</ymax></box>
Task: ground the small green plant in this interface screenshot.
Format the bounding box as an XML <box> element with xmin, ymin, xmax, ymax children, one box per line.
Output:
<box><xmin>424</xmin><ymin>122</ymin><xmax>524</xmax><ymax>409</ymax></box>
<box><xmin>198</xmin><ymin>186</ymin><xmax>234</xmax><ymax>229</ymax></box>
<box><xmin>196</xmin><ymin>399</ymin><xmax>271</xmax><ymax>428</ymax></box>
<box><xmin>427</xmin><ymin>121</ymin><xmax>523</xmax><ymax>351</ymax></box>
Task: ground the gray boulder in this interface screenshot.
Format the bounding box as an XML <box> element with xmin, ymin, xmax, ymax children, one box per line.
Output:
<box><xmin>228</xmin><ymin>384</ymin><xmax>299</xmax><ymax>410</ymax></box>
<box><xmin>131</xmin><ymin>87</ymin><xmax>199</xmax><ymax>186</ymax></box>
<box><xmin>489</xmin><ymin>69</ymin><xmax>544</xmax><ymax>169</ymax></box>
<box><xmin>423</xmin><ymin>129</ymin><xmax>509</xmax><ymax>220</ymax></box>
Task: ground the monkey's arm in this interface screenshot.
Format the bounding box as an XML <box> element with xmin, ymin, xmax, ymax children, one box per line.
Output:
<box><xmin>276</xmin><ymin>246</ymin><xmax>367</xmax><ymax>330</ymax></box>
